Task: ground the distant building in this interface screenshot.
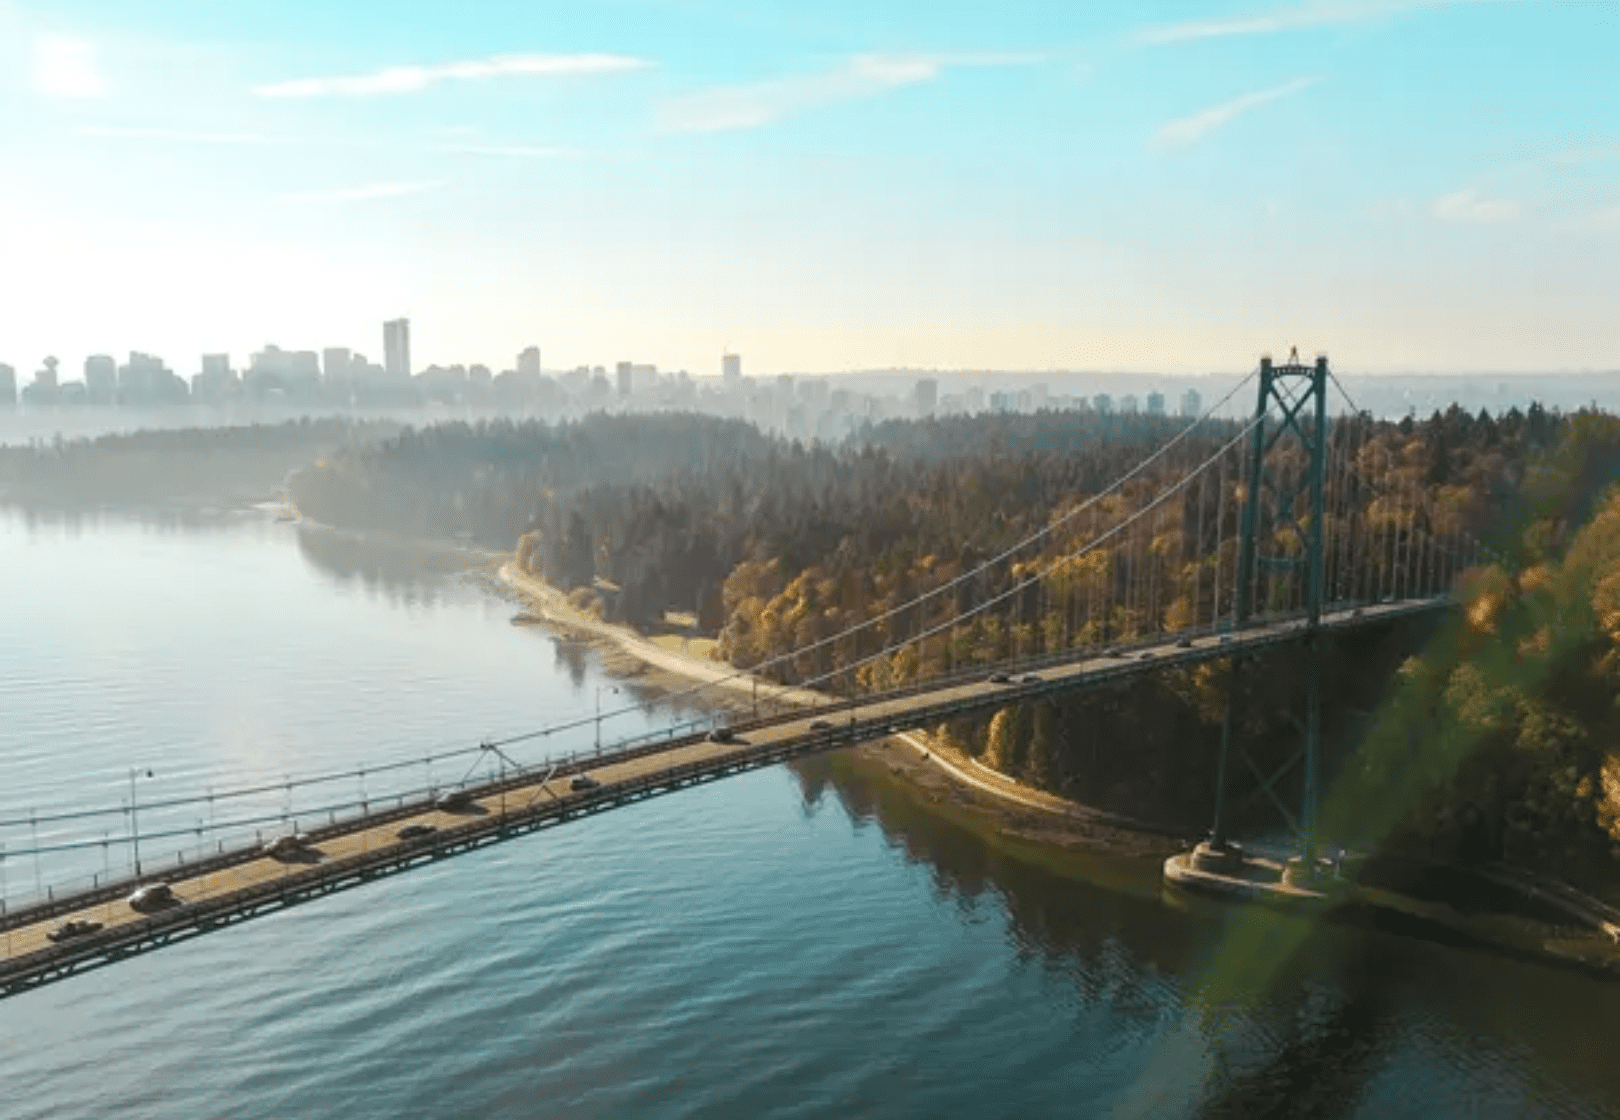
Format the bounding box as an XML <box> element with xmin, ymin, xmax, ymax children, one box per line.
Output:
<box><xmin>1093</xmin><ymin>393</ymin><xmax>1113</xmax><ymax>416</ymax></box>
<box><xmin>722</xmin><ymin>353</ymin><xmax>741</xmax><ymax>383</ymax></box>
<box><xmin>616</xmin><ymin>361</ymin><xmax>633</xmax><ymax>398</ymax></box>
<box><xmin>989</xmin><ymin>390</ymin><xmax>1015</xmax><ymax>413</ymax></box>
<box><xmin>322</xmin><ymin>347</ymin><xmax>352</xmax><ymax>386</ymax></box>
<box><xmin>964</xmin><ymin>386</ymin><xmax>984</xmax><ymax>414</ymax></box>
<box><xmin>193</xmin><ymin>353</ymin><xmax>237</xmax><ymax>402</ymax></box>
<box><xmin>1146</xmin><ymin>391</ymin><xmax>1165</xmax><ymax>417</ymax></box>
<box><xmin>914</xmin><ymin>378</ymin><xmax>938</xmax><ymax>416</ymax></box>
<box><xmin>383</xmin><ymin>318</ymin><xmax>411</xmax><ymax>382</ymax></box>
<box><xmin>1179</xmin><ymin>388</ymin><xmax>1202</xmax><ymax>418</ymax></box>
<box><xmin>84</xmin><ymin>354</ymin><xmax>117</xmax><ymax>404</ymax></box>
<box><xmin>1120</xmin><ymin>394</ymin><xmax>1139</xmax><ymax>415</ymax></box>
<box><xmin>0</xmin><ymin>363</ymin><xmax>15</xmax><ymax>407</ymax></box>
<box><xmin>21</xmin><ymin>357</ymin><xmax>61</xmax><ymax>407</ymax></box>
<box><xmin>631</xmin><ymin>363</ymin><xmax>658</xmax><ymax>394</ymax></box>
<box><xmin>518</xmin><ymin>346</ymin><xmax>541</xmax><ymax>380</ymax></box>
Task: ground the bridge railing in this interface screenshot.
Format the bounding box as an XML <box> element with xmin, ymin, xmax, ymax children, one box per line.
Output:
<box><xmin>0</xmin><ymin>593</ymin><xmax>1456</xmax><ymax>932</ymax></box>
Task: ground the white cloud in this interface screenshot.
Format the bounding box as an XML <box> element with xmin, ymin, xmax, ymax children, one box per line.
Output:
<box><xmin>82</xmin><ymin>125</ymin><xmax>293</xmax><ymax>145</ymax></box>
<box><xmin>279</xmin><ymin>180</ymin><xmax>442</xmax><ymax>205</ymax></box>
<box><xmin>256</xmin><ymin>52</ymin><xmax>650</xmax><ymax>98</ymax></box>
<box><xmin>33</xmin><ymin>34</ymin><xmax>105</xmax><ymax>98</ymax></box>
<box><xmin>430</xmin><ymin>143</ymin><xmax>574</xmax><ymax>158</ymax></box>
<box><xmin>1432</xmin><ymin>188</ymin><xmax>1521</xmax><ymax>222</ymax></box>
<box><xmin>661</xmin><ymin>52</ymin><xmax>1037</xmax><ymax>134</ymax></box>
<box><xmin>1588</xmin><ymin>202</ymin><xmax>1620</xmax><ymax>230</ymax></box>
<box><xmin>1151</xmin><ymin>77</ymin><xmax>1319</xmax><ymax>150</ymax></box>
<box><xmin>1137</xmin><ymin>0</ymin><xmax>1484</xmax><ymax>44</ymax></box>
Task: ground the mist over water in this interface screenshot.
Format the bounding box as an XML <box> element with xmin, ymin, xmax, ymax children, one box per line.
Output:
<box><xmin>2</xmin><ymin>509</ymin><xmax>1618</xmax><ymax>1119</ymax></box>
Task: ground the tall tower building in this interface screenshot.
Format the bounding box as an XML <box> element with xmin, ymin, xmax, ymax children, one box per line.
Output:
<box><xmin>84</xmin><ymin>354</ymin><xmax>117</xmax><ymax>404</ymax></box>
<box><xmin>323</xmin><ymin>347</ymin><xmax>352</xmax><ymax>386</ymax></box>
<box><xmin>722</xmin><ymin>353</ymin><xmax>741</xmax><ymax>383</ymax></box>
<box><xmin>383</xmin><ymin>318</ymin><xmax>411</xmax><ymax>382</ymax></box>
<box><xmin>913</xmin><ymin>378</ymin><xmax>938</xmax><ymax>416</ymax></box>
<box><xmin>0</xmin><ymin>363</ymin><xmax>15</xmax><ymax>407</ymax></box>
<box><xmin>517</xmin><ymin>346</ymin><xmax>541</xmax><ymax>380</ymax></box>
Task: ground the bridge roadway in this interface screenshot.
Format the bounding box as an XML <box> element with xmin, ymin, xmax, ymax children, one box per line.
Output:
<box><xmin>0</xmin><ymin>597</ymin><xmax>1446</xmax><ymax>998</ymax></box>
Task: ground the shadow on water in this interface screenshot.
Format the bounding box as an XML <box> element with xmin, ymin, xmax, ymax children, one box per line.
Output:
<box><xmin>790</xmin><ymin>751</ymin><xmax>1620</xmax><ymax>1119</ymax></box>
<box><xmin>294</xmin><ymin>522</ymin><xmax>487</xmax><ymax>608</ymax></box>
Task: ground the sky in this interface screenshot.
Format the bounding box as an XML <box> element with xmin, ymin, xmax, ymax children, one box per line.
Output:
<box><xmin>1</xmin><ymin>0</ymin><xmax>1617</xmax><ymax>380</ymax></box>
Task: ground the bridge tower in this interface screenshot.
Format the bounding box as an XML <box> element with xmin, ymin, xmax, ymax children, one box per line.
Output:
<box><xmin>1210</xmin><ymin>349</ymin><xmax>1330</xmax><ymax>870</ymax></box>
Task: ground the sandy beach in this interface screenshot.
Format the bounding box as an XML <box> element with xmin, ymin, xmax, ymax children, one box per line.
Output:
<box><xmin>495</xmin><ymin>560</ymin><xmax>1188</xmax><ymax>860</ymax></box>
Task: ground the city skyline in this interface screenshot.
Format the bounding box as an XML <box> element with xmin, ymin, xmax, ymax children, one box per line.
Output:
<box><xmin>1</xmin><ymin>2</ymin><xmax>1616</xmax><ymax>378</ymax></box>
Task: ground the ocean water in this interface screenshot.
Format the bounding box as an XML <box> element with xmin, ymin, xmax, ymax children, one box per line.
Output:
<box><xmin>2</xmin><ymin>508</ymin><xmax>1618</xmax><ymax>1120</ymax></box>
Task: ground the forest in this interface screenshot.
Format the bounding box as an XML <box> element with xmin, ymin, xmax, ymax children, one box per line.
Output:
<box><xmin>287</xmin><ymin>401</ymin><xmax>1620</xmax><ymax>882</ymax></box>
<box><xmin>0</xmin><ymin>418</ymin><xmax>395</xmax><ymax>512</ymax></box>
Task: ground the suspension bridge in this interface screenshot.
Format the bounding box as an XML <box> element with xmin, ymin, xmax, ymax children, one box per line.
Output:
<box><xmin>0</xmin><ymin>353</ymin><xmax>1482</xmax><ymax>998</ymax></box>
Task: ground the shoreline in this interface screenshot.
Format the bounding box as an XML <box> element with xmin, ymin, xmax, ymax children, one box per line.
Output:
<box><xmin>493</xmin><ymin>555</ymin><xmax>1620</xmax><ymax>975</ymax></box>
<box><xmin>494</xmin><ymin>559</ymin><xmax>1189</xmax><ymax>861</ymax></box>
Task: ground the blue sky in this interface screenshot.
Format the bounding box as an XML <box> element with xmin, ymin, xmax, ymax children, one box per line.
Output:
<box><xmin>2</xmin><ymin>0</ymin><xmax>1617</xmax><ymax>379</ymax></box>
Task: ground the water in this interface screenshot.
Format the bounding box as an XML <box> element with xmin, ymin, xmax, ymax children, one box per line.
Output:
<box><xmin>2</xmin><ymin>509</ymin><xmax>1618</xmax><ymax>1119</ymax></box>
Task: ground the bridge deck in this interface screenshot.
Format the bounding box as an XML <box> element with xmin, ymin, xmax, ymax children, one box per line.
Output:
<box><xmin>0</xmin><ymin>598</ymin><xmax>1446</xmax><ymax>997</ymax></box>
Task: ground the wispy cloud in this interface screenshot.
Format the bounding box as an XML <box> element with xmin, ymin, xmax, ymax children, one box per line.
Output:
<box><xmin>82</xmin><ymin>125</ymin><xmax>293</xmax><ymax>145</ymax></box>
<box><xmin>279</xmin><ymin>180</ymin><xmax>442</xmax><ymax>205</ymax></box>
<box><xmin>33</xmin><ymin>34</ymin><xmax>105</xmax><ymax>98</ymax></box>
<box><xmin>429</xmin><ymin>142</ymin><xmax>575</xmax><ymax>158</ymax></box>
<box><xmin>256</xmin><ymin>52</ymin><xmax>650</xmax><ymax>98</ymax></box>
<box><xmin>661</xmin><ymin>52</ymin><xmax>1038</xmax><ymax>134</ymax></box>
<box><xmin>1151</xmin><ymin>77</ymin><xmax>1319</xmax><ymax>150</ymax></box>
<box><xmin>1138</xmin><ymin>0</ymin><xmax>1480</xmax><ymax>44</ymax></box>
<box><xmin>1432</xmin><ymin>188</ymin><xmax>1521</xmax><ymax>222</ymax></box>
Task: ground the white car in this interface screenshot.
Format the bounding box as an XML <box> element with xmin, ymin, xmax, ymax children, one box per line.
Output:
<box><xmin>127</xmin><ymin>883</ymin><xmax>176</xmax><ymax>913</ymax></box>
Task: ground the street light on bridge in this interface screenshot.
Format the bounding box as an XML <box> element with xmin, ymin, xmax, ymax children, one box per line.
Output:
<box><xmin>129</xmin><ymin>767</ymin><xmax>154</xmax><ymax>877</ymax></box>
<box><xmin>595</xmin><ymin>685</ymin><xmax>620</xmax><ymax>752</ymax></box>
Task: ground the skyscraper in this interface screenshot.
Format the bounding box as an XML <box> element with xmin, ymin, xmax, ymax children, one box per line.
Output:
<box><xmin>518</xmin><ymin>346</ymin><xmax>541</xmax><ymax>380</ymax></box>
<box><xmin>0</xmin><ymin>363</ymin><xmax>15</xmax><ymax>407</ymax></box>
<box><xmin>722</xmin><ymin>353</ymin><xmax>741</xmax><ymax>383</ymax></box>
<box><xmin>84</xmin><ymin>354</ymin><xmax>117</xmax><ymax>404</ymax></box>
<box><xmin>913</xmin><ymin>378</ymin><xmax>938</xmax><ymax>416</ymax></box>
<box><xmin>383</xmin><ymin>318</ymin><xmax>411</xmax><ymax>382</ymax></box>
<box><xmin>323</xmin><ymin>347</ymin><xmax>352</xmax><ymax>386</ymax></box>
<box><xmin>1180</xmin><ymin>388</ymin><xmax>1202</xmax><ymax>418</ymax></box>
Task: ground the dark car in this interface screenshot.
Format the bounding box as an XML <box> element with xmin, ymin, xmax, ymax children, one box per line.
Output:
<box><xmin>570</xmin><ymin>774</ymin><xmax>601</xmax><ymax>792</ymax></box>
<box><xmin>1021</xmin><ymin>673</ymin><xmax>1040</xmax><ymax>683</ymax></box>
<box><xmin>707</xmin><ymin>727</ymin><xmax>737</xmax><ymax>743</ymax></box>
<box><xmin>127</xmin><ymin>883</ymin><xmax>176</xmax><ymax>913</ymax></box>
<box><xmin>1138</xmin><ymin>650</ymin><xmax>1156</xmax><ymax>660</ymax></box>
<box><xmin>808</xmin><ymin>719</ymin><xmax>833</xmax><ymax>730</ymax></box>
<box><xmin>987</xmin><ymin>673</ymin><xmax>1012</xmax><ymax>684</ymax></box>
<box><xmin>1102</xmin><ymin>647</ymin><xmax>1123</xmax><ymax>658</ymax></box>
<box><xmin>436</xmin><ymin>789</ymin><xmax>476</xmax><ymax>811</ymax></box>
<box><xmin>1174</xmin><ymin>636</ymin><xmax>1193</xmax><ymax>649</ymax></box>
<box><xmin>48</xmin><ymin>918</ymin><xmax>104</xmax><ymax>943</ymax></box>
<box><xmin>396</xmin><ymin>823</ymin><xmax>438</xmax><ymax>841</ymax></box>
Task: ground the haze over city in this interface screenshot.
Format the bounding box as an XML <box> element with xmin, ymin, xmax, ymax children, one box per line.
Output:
<box><xmin>3</xmin><ymin>0</ymin><xmax>1616</xmax><ymax>379</ymax></box>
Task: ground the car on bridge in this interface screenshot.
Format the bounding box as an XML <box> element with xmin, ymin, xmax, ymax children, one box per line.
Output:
<box><xmin>707</xmin><ymin>727</ymin><xmax>738</xmax><ymax>743</ymax></box>
<box><xmin>570</xmin><ymin>774</ymin><xmax>601</xmax><ymax>792</ymax></box>
<box><xmin>987</xmin><ymin>673</ymin><xmax>1012</xmax><ymax>684</ymax></box>
<box><xmin>48</xmin><ymin>918</ymin><xmax>104</xmax><ymax>942</ymax></box>
<box><xmin>1103</xmin><ymin>647</ymin><xmax>1123</xmax><ymax>658</ymax></box>
<box><xmin>436</xmin><ymin>789</ymin><xmax>476</xmax><ymax>811</ymax></box>
<box><xmin>1021</xmin><ymin>673</ymin><xmax>1040</xmax><ymax>683</ymax></box>
<box><xmin>127</xmin><ymin>883</ymin><xmax>177</xmax><ymax>913</ymax></box>
<box><xmin>262</xmin><ymin>833</ymin><xmax>312</xmax><ymax>859</ymax></box>
<box><xmin>809</xmin><ymin>719</ymin><xmax>833</xmax><ymax>730</ymax></box>
<box><xmin>1175</xmin><ymin>636</ymin><xmax>1193</xmax><ymax>649</ymax></box>
<box><xmin>396</xmin><ymin>823</ymin><xmax>438</xmax><ymax>841</ymax></box>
